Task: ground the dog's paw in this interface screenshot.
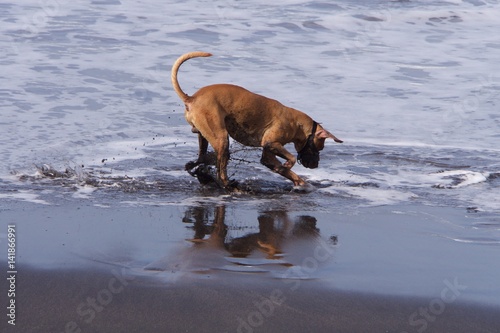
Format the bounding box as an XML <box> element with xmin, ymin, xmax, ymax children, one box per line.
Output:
<box><xmin>186</xmin><ymin>163</ymin><xmax>217</xmax><ymax>185</ymax></box>
<box><xmin>225</xmin><ymin>179</ymin><xmax>241</xmax><ymax>192</ymax></box>
<box><xmin>283</xmin><ymin>158</ymin><xmax>296</xmax><ymax>169</ymax></box>
<box><xmin>291</xmin><ymin>182</ymin><xmax>316</xmax><ymax>193</ymax></box>
<box><xmin>185</xmin><ymin>160</ymin><xmax>199</xmax><ymax>171</ymax></box>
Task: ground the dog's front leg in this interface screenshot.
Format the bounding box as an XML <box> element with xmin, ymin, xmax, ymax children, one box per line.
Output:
<box><xmin>261</xmin><ymin>148</ymin><xmax>306</xmax><ymax>186</ymax></box>
<box><xmin>263</xmin><ymin>142</ymin><xmax>297</xmax><ymax>168</ymax></box>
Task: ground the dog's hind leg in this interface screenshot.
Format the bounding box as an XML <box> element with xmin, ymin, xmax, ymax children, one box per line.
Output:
<box><xmin>186</xmin><ymin>133</ymin><xmax>209</xmax><ymax>169</ymax></box>
<box><xmin>190</xmin><ymin>111</ymin><xmax>234</xmax><ymax>189</ymax></box>
<box><xmin>185</xmin><ymin>132</ymin><xmax>222</xmax><ymax>186</ymax></box>
<box><xmin>212</xmin><ymin>134</ymin><xmax>231</xmax><ymax>188</ymax></box>
<box><xmin>196</xmin><ymin>133</ymin><xmax>210</xmax><ymax>163</ymax></box>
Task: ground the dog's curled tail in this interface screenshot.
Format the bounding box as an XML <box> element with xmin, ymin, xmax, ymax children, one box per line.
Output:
<box><xmin>171</xmin><ymin>51</ymin><xmax>212</xmax><ymax>102</ymax></box>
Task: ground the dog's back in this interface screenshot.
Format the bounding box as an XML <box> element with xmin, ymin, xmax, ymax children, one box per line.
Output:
<box><xmin>190</xmin><ymin>83</ymin><xmax>311</xmax><ymax>147</ymax></box>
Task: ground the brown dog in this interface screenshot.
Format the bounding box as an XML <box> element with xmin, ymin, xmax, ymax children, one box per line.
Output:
<box><xmin>171</xmin><ymin>51</ymin><xmax>343</xmax><ymax>190</ymax></box>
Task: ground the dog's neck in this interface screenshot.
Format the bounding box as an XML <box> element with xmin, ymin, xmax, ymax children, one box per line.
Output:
<box><xmin>297</xmin><ymin>121</ymin><xmax>320</xmax><ymax>168</ymax></box>
<box><xmin>302</xmin><ymin>121</ymin><xmax>317</xmax><ymax>148</ymax></box>
<box><xmin>295</xmin><ymin>120</ymin><xmax>317</xmax><ymax>152</ymax></box>
<box><xmin>308</xmin><ymin>121</ymin><xmax>318</xmax><ymax>140</ymax></box>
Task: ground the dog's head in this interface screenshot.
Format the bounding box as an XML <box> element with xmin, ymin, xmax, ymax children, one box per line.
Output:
<box><xmin>297</xmin><ymin>123</ymin><xmax>343</xmax><ymax>169</ymax></box>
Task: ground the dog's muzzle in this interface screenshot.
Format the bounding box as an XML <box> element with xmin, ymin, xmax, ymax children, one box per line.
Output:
<box><xmin>297</xmin><ymin>121</ymin><xmax>320</xmax><ymax>169</ymax></box>
<box><xmin>297</xmin><ymin>143</ymin><xmax>320</xmax><ymax>169</ymax></box>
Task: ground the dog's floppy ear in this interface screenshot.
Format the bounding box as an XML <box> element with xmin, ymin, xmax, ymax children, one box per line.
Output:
<box><xmin>316</xmin><ymin>129</ymin><xmax>343</xmax><ymax>143</ymax></box>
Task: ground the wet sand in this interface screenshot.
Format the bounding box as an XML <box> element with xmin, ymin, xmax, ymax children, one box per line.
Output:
<box><xmin>2</xmin><ymin>264</ymin><xmax>498</xmax><ymax>333</ymax></box>
<box><xmin>1</xmin><ymin>201</ymin><xmax>500</xmax><ymax>333</ymax></box>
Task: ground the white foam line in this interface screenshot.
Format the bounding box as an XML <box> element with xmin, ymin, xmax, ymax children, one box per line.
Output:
<box><xmin>430</xmin><ymin>170</ymin><xmax>489</xmax><ymax>188</ymax></box>
<box><xmin>120</xmin><ymin>195</ymin><xmax>231</xmax><ymax>207</ymax></box>
<box><xmin>343</xmin><ymin>139</ymin><xmax>500</xmax><ymax>153</ymax></box>
<box><xmin>394</xmin><ymin>63</ymin><xmax>455</xmax><ymax>70</ymax></box>
<box><xmin>0</xmin><ymin>191</ymin><xmax>50</xmax><ymax>205</ymax></box>
<box><xmin>72</xmin><ymin>185</ymin><xmax>96</xmax><ymax>199</ymax></box>
<box><xmin>94</xmin><ymin>204</ymin><xmax>111</xmax><ymax>208</ymax></box>
<box><xmin>441</xmin><ymin>236</ymin><xmax>500</xmax><ymax>245</ymax></box>
<box><xmin>320</xmin><ymin>186</ymin><xmax>416</xmax><ymax>207</ymax></box>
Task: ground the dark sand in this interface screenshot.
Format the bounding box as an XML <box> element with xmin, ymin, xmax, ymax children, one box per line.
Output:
<box><xmin>2</xmin><ymin>264</ymin><xmax>498</xmax><ymax>333</ymax></box>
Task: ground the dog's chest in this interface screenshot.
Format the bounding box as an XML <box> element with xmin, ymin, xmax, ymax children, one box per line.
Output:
<box><xmin>225</xmin><ymin>116</ymin><xmax>262</xmax><ymax>147</ymax></box>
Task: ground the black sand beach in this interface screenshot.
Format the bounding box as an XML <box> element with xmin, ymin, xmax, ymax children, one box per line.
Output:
<box><xmin>3</xmin><ymin>264</ymin><xmax>500</xmax><ymax>333</ymax></box>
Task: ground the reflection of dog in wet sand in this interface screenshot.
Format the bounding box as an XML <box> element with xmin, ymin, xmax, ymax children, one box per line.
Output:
<box><xmin>171</xmin><ymin>51</ymin><xmax>343</xmax><ymax>191</ymax></box>
<box><xmin>184</xmin><ymin>206</ymin><xmax>320</xmax><ymax>260</ymax></box>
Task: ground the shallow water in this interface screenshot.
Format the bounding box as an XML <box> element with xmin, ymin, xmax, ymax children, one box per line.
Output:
<box><xmin>1</xmin><ymin>0</ymin><xmax>500</xmax><ymax>309</ymax></box>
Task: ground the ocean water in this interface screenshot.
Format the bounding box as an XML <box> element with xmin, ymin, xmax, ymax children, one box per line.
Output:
<box><xmin>1</xmin><ymin>0</ymin><xmax>499</xmax><ymax>306</ymax></box>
